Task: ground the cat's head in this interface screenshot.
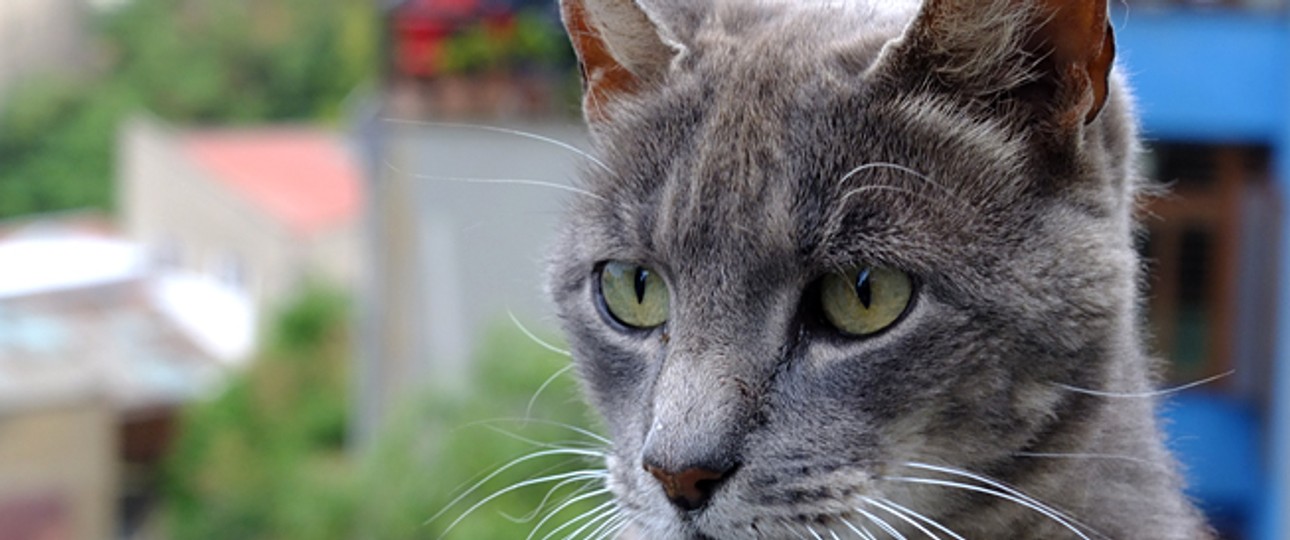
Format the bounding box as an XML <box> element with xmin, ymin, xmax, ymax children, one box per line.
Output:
<box><xmin>548</xmin><ymin>0</ymin><xmax>1132</xmax><ymax>537</ymax></box>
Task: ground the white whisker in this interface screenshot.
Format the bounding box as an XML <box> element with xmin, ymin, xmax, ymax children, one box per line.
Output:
<box><xmin>379</xmin><ymin>118</ymin><xmax>616</xmax><ymax>175</ymax></box>
<box><xmin>840</xmin><ymin>517</ymin><xmax>879</xmax><ymax>540</ymax></box>
<box><xmin>527</xmin><ymin>488</ymin><xmax>613</xmax><ymax>540</ymax></box>
<box><xmin>385</xmin><ymin>161</ymin><xmax>607</xmax><ymax>202</ymax></box>
<box><xmin>591</xmin><ymin>517</ymin><xmax>630</xmax><ymax>540</ymax></box>
<box><xmin>1053</xmin><ymin>370</ymin><xmax>1234</xmax><ymax>398</ymax></box>
<box><xmin>856</xmin><ymin>506</ymin><xmax>908</xmax><ymax>540</ymax></box>
<box><xmin>901</xmin><ymin>462</ymin><xmax>1086</xmax><ymax>525</ymax></box>
<box><xmin>427</xmin><ymin>448</ymin><xmax>607</xmax><ymax>526</ymax></box>
<box><xmin>836</xmin><ymin>161</ymin><xmax>967</xmax><ymax>205</ymax></box>
<box><xmin>476</xmin><ymin>424</ymin><xmax>599</xmax><ymax>453</ymax></box>
<box><xmin>837</xmin><ymin>162</ymin><xmax>933</xmax><ymax>189</ymax></box>
<box><xmin>888</xmin><ymin>476</ymin><xmax>1092</xmax><ymax>540</ymax></box>
<box><xmin>862</xmin><ymin>497</ymin><xmax>943</xmax><ymax>540</ymax></box>
<box><xmin>808</xmin><ymin>525</ymin><xmax>826</xmax><ymax>540</ymax></box>
<box><xmin>525</xmin><ymin>363</ymin><xmax>577</xmax><ymax>420</ymax></box>
<box><xmin>508</xmin><ymin>309</ymin><xmax>572</xmax><ymax>357</ymax></box>
<box><xmin>438</xmin><ymin>472</ymin><xmax>607</xmax><ymax>537</ymax></box>
<box><xmin>583</xmin><ymin>512</ymin><xmax>626</xmax><ymax>540</ymax></box>
<box><xmin>561</xmin><ymin>502</ymin><xmax>619</xmax><ymax>540</ymax></box>
<box><xmin>538</xmin><ymin>499</ymin><xmax>614</xmax><ymax>540</ymax></box>
<box><xmin>873</xmin><ymin>499</ymin><xmax>965</xmax><ymax>540</ymax></box>
<box><xmin>505</xmin><ymin>470</ymin><xmax>606</xmax><ymax>523</ymax></box>
<box><xmin>460</xmin><ymin>418</ymin><xmax>611</xmax><ymax>446</ymax></box>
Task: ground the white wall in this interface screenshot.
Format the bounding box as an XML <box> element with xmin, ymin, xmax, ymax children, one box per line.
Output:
<box><xmin>0</xmin><ymin>0</ymin><xmax>87</xmax><ymax>100</ymax></box>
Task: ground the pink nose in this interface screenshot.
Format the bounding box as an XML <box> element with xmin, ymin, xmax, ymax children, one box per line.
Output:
<box><xmin>644</xmin><ymin>463</ymin><xmax>733</xmax><ymax>511</ymax></box>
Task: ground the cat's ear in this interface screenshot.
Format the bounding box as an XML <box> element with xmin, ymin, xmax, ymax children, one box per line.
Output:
<box><xmin>559</xmin><ymin>0</ymin><xmax>700</xmax><ymax>121</ymax></box>
<box><xmin>875</xmin><ymin>0</ymin><xmax>1114</xmax><ymax>130</ymax></box>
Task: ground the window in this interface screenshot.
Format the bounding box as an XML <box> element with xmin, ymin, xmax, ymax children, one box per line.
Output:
<box><xmin>1138</xmin><ymin>143</ymin><xmax>1281</xmax><ymax>402</ymax></box>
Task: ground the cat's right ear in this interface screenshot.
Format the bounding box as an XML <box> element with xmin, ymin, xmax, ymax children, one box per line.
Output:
<box><xmin>871</xmin><ymin>0</ymin><xmax>1114</xmax><ymax>133</ymax></box>
<box><xmin>559</xmin><ymin>0</ymin><xmax>698</xmax><ymax>122</ymax></box>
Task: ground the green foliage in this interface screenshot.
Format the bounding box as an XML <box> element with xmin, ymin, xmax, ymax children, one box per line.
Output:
<box><xmin>161</xmin><ymin>291</ymin><xmax>602</xmax><ymax>540</ymax></box>
<box><xmin>0</xmin><ymin>0</ymin><xmax>378</xmax><ymax>219</ymax></box>
<box><xmin>161</xmin><ymin>287</ymin><xmax>356</xmax><ymax>540</ymax></box>
<box><xmin>355</xmin><ymin>325</ymin><xmax>601</xmax><ymax>540</ymax></box>
<box><xmin>0</xmin><ymin>79</ymin><xmax>132</xmax><ymax>216</ymax></box>
<box><xmin>101</xmin><ymin>0</ymin><xmax>378</xmax><ymax>122</ymax></box>
<box><xmin>439</xmin><ymin>11</ymin><xmax>570</xmax><ymax>75</ymax></box>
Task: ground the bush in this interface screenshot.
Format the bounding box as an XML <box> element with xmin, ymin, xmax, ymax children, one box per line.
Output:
<box><xmin>161</xmin><ymin>288</ymin><xmax>355</xmax><ymax>540</ymax></box>
<box><xmin>355</xmin><ymin>325</ymin><xmax>604</xmax><ymax>539</ymax></box>
<box><xmin>161</xmin><ymin>290</ymin><xmax>606</xmax><ymax>539</ymax></box>
<box><xmin>0</xmin><ymin>79</ymin><xmax>131</xmax><ymax>216</ymax></box>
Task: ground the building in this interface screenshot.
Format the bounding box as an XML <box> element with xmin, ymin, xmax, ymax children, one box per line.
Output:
<box><xmin>119</xmin><ymin>116</ymin><xmax>364</xmax><ymax>313</ymax></box>
<box><xmin>1117</xmin><ymin>2</ymin><xmax>1289</xmax><ymax>539</ymax></box>
<box><xmin>0</xmin><ymin>0</ymin><xmax>89</xmax><ymax>101</ymax></box>
<box><xmin>0</xmin><ymin>214</ymin><xmax>252</xmax><ymax>540</ymax></box>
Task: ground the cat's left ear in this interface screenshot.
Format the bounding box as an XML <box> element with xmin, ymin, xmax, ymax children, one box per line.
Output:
<box><xmin>873</xmin><ymin>0</ymin><xmax>1114</xmax><ymax>130</ymax></box>
<box><xmin>559</xmin><ymin>0</ymin><xmax>704</xmax><ymax>122</ymax></box>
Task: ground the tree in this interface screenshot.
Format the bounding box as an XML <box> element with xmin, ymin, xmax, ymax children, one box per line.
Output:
<box><xmin>0</xmin><ymin>0</ymin><xmax>379</xmax><ymax>218</ymax></box>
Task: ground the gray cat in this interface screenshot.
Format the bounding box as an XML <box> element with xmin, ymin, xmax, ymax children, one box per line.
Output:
<box><xmin>545</xmin><ymin>0</ymin><xmax>1213</xmax><ymax>538</ymax></box>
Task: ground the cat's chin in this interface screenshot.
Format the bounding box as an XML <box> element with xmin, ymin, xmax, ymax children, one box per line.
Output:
<box><xmin>628</xmin><ymin>498</ymin><xmax>865</xmax><ymax>540</ymax></box>
<box><xmin>631</xmin><ymin>514</ymin><xmax>856</xmax><ymax>540</ymax></box>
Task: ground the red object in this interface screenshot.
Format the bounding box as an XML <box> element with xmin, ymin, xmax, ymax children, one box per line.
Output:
<box><xmin>182</xmin><ymin>129</ymin><xmax>362</xmax><ymax>236</ymax></box>
<box><xmin>393</xmin><ymin>0</ymin><xmax>481</xmax><ymax>77</ymax></box>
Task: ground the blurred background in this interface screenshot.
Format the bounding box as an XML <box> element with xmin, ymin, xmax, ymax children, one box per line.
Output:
<box><xmin>0</xmin><ymin>0</ymin><xmax>1284</xmax><ymax>539</ymax></box>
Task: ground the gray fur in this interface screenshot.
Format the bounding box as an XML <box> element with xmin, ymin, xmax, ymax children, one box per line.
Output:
<box><xmin>547</xmin><ymin>0</ymin><xmax>1212</xmax><ymax>538</ymax></box>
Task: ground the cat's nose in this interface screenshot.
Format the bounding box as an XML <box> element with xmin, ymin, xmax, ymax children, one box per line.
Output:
<box><xmin>643</xmin><ymin>461</ymin><xmax>736</xmax><ymax>511</ymax></box>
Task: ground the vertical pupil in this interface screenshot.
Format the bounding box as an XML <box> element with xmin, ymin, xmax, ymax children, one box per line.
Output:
<box><xmin>634</xmin><ymin>267</ymin><xmax>649</xmax><ymax>303</ymax></box>
<box><xmin>855</xmin><ymin>268</ymin><xmax>872</xmax><ymax>309</ymax></box>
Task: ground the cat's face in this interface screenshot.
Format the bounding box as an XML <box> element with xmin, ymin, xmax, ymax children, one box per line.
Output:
<box><xmin>549</xmin><ymin>0</ymin><xmax>1130</xmax><ymax>537</ymax></box>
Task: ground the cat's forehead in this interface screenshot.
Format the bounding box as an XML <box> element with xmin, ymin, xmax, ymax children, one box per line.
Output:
<box><xmin>586</xmin><ymin>96</ymin><xmax>953</xmax><ymax>283</ymax></box>
<box><xmin>574</xmin><ymin>0</ymin><xmax>1039</xmax><ymax>282</ymax></box>
<box><xmin>681</xmin><ymin>1</ymin><xmax>907</xmax><ymax>80</ymax></box>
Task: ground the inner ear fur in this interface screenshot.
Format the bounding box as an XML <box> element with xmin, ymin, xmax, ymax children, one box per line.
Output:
<box><xmin>1034</xmin><ymin>0</ymin><xmax>1115</xmax><ymax>126</ymax></box>
<box><xmin>560</xmin><ymin>0</ymin><xmax>677</xmax><ymax>121</ymax></box>
<box><xmin>880</xmin><ymin>0</ymin><xmax>1115</xmax><ymax>129</ymax></box>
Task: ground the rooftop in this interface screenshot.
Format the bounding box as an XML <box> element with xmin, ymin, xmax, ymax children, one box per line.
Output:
<box><xmin>181</xmin><ymin>128</ymin><xmax>362</xmax><ymax>235</ymax></box>
<box><xmin>0</xmin><ymin>220</ymin><xmax>254</xmax><ymax>413</ymax></box>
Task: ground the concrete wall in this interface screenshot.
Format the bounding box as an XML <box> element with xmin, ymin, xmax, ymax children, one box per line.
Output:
<box><xmin>355</xmin><ymin>118</ymin><xmax>589</xmax><ymax>446</ymax></box>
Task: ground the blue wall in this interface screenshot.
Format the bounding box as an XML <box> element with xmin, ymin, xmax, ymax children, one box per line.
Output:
<box><xmin>1115</xmin><ymin>8</ymin><xmax>1290</xmax><ymax>540</ymax></box>
<box><xmin>1117</xmin><ymin>10</ymin><xmax>1289</xmax><ymax>143</ymax></box>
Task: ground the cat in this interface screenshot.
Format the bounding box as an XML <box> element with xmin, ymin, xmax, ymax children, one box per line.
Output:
<box><xmin>544</xmin><ymin>0</ymin><xmax>1213</xmax><ymax>538</ymax></box>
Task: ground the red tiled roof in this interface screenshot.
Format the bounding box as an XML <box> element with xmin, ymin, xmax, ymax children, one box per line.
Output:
<box><xmin>181</xmin><ymin>129</ymin><xmax>362</xmax><ymax>235</ymax></box>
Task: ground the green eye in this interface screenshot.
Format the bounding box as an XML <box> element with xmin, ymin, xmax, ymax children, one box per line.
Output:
<box><xmin>599</xmin><ymin>261</ymin><xmax>669</xmax><ymax>329</ymax></box>
<box><xmin>819</xmin><ymin>266</ymin><xmax>914</xmax><ymax>336</ymax></box>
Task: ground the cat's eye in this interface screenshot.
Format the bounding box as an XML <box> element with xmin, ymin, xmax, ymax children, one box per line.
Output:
<box><xmin>598</xmin><ymin>261</ymin><xmax>669</xmax><ymax>329</ymax></box>
<box><xmin>819</xmin><ymin>266</ymin><xmax>914</xmax><ymax>337</ymax></box>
